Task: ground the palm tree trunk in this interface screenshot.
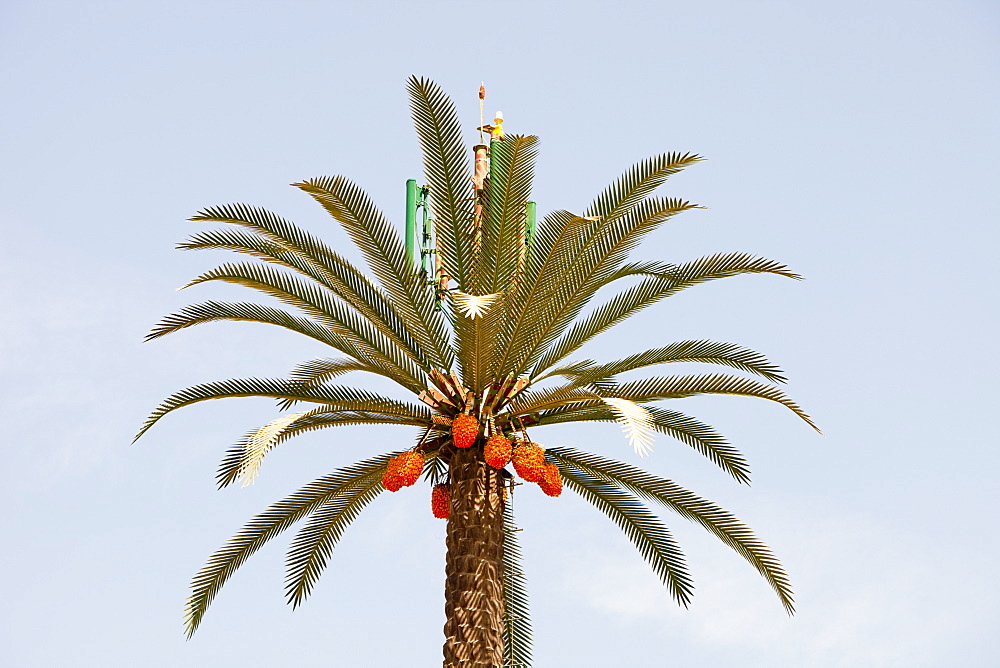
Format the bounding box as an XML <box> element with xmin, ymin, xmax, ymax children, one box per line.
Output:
<box><xmin>442</xmin><ymin>445</ymin><xmax>506</xmax><ymax>667</ymax></box>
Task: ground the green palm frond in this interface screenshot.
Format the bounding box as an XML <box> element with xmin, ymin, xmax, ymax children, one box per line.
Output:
<box><xmin>146</xmin><ymin>301</ymin><xmax>373</xmax><ymax>359</ymax></box>
<box><xmin>591</xmin><ymin>260</ymin><xmax>678</xmax><ymax>283</ymax></box>
<box><xmin>180</xmin><ymin>225</ymin><xmax>303</xmax><ymax>262</ymax></box>
<box><xmin>556</xmin><ymin>460</ymin><xmax>694</xmax><ymax>607</ymax></box>
<box><xmin>502</xmin><ymin>198</ymin><xmax>702</xmax><ymax>379</ymax></box>
<box><xmin>533</xmin><ymin>253</ymin><xmax>800</xmax><ymax>376</ymax></box>
<box><xmin>646</xmin><ymin>407</ymin><xmax>750</xmax><ymax>483</ymax></box>
<box><xmin>522</xmin><ymin>210</ymin><xmax>593</xmax><ymax>284</ymax></box>
<box><xmin>557</xmin><ymin>198</ymin><xmax>703</xmax><ymax>302</ymax></box>
<box><xmin>531</xmin><ymin>359</ymin><xmax>598</xmax><ymax>384</ymax></box>
<box><xmin>530</xmin><ymin>404</ymin><xmax>750</xmax><ymax>484</ymax></box>
<box><xmin>563</xmin><ymin>340</ymin><xmax>788</xmax><ymax>386</ymax></box>
<box><xmin>182</xmin><ymin>261</ymin><xmax>426</xmax><ymax>386</ymax></box>
<box><xmin>276</xmin><ymin>357</ymin><xmax>382</xmax><ymax>410</ymax></box>
<box><xmin>508</xmin><ymin>384</ymin><xmax>596</xmax><ymax>415</ymax></box>
<box><xmin>134</xmin><ymin>378</ymin><xmax>430</xmax><ymax>442</ymax></box>
<box><xmin>184</xmin><ymin>453</ymin><xmax>394</xmax><ymax>637</ymax></box>
<box><xmin>291</xmin><ymin>175</ymin><xmax>453</xmax><ymax>370</ymax></box>
<box><xmin>480</xmin><ymin>134</ymin><xmax>539</xmax><ymax>294</ymax></box>
<box><xmin>609</xmin><ymin>373</ymin><xmax>819</xmax><ymax>431</ymax></box>
<box><xmin>286</xmin><ymin>357</ymin><xmax>379</xmax><ymax>387</ymax></box>
<box><xmin>423</xmin><ymin>447</ymin><xmax>448</xmax><ymax>484</ymax></box>
<box><xmin>547</xmin><ymin>447</ymin><xmax>795</xmax><ymax>613</ymax></box>
<box><xmin>189</xmin><ymin>203</ymin><xmax>345</xmax><ymax>267</ymax></box>
<box><xmin>406</xmin><ymin>75</ymin><xmax>475</xmax><ymax>289</ymax></box>
<box><xmin>492</xmin><ymin>210</ymin><xmax>593</xmax><ymax>376</ymax></box>
<box><xmin>189</xmin><ymin>205</ymin><xmax>435</xmax><ymax>363</ymax></box>
<box><xmin>584</xmin><ymin>153</ymin><xmax>703</xmax><ymax>224</ymax></box>
<box><xmin>216</xmin><ymin>411</ymin><xmax>425</xmax><ymax>488</ymax></box>
<box><xmin>180</xmin><ymin>225</ymin><xmax>431</xmax><ymax>368</ymax></box>
<box><xmin>501</xmin><ymin>504</ymin><xmax>532</xmax><ymax>668</ymax></box>
<box><xmin>675</xmin><ymin>252</ymin><xmax>801</xmax><ymax>281</ymax></box>
<box><xmin>284</xmin><ymin>469</ymin><xmax>387</xmax><ymax>608</ymax></box>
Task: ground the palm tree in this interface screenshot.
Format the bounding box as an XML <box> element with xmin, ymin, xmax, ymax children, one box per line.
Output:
<box><xmin>136</xmin><ymin>76</ymin><xmax>817</xmax><ymax>667</ymax></box>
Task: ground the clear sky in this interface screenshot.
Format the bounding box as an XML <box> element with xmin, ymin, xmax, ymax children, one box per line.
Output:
<box><xmin>1</xmin><ymin>1</ymin><xmax>998</xmax><ymax>666</ymax></box>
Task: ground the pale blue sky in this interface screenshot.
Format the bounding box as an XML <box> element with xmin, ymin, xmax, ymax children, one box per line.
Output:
<box><xmin>1</xmin><ymin>1</ymin><xmax>998</xmax><ymax>666</ymax></box>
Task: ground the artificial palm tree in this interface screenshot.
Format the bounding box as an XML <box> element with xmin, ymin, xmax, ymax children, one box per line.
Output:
<box><xmin>136</xmin><ymin>76</ymin><xmax>817</xmax><ymax>667</ymax></box>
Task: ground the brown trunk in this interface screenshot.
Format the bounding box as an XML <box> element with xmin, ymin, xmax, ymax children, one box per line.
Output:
<box><xmin>442</xmin><ymin>445</ymin><xmax>506</xmax><ymax>667</ymax></box>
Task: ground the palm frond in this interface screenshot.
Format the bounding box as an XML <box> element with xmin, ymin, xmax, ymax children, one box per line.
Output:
<box><xmin>180</xmin><ymin>225</ymin><xmax>302</xmax><ymax>261</ymax></box>
<box><xmin>531</xmin><ymin>359</ymin><xmax>597</xmax><ymax>384</ymax></box>
<box><xmin>523</xmin><ymin>210</ymin><xmax>593</xmax><ymax>284</ymax></box>
<box><xmin>609</xmin><ymin>373</ymin><xmax>819</xmax><ymax>432</ymax></box>
<box><xmin>134</xmin><ymin>378</ymin><xmax>430</xmax><ymax>443</ymax></box>
<box><xmin>184</xmin><ymin>453</ymin><xmax>394</xmax><ymax>636</ymax></box>
<box><xmin>287</xmin><ymin>357</ymin><xmax>376</xmax><ymax>387</ymax></box>
<box><xmin>516</xmin><ymin>197</ymin><xmax>702</xmax><ymax>363</ymax></box>
<box><xmin>530</xmin><ymin>404</ymin><xmax>750</xmax><ymax>484</ymax></box>
<box><xmin>508</xmin><ymin>384</ymin><xmax>597</xmax><ymax>415</ymax></box>
<box><xmin>585</xmin><ymin>153</ymin><xmax>704</xmax><ymax>223</ymax></box>
<box><xmin>546</xmin><ymin>448</ymin><xmax>795</xmax><ymax>614</ymax></box>
<box><xmin>492</xmin><ymin>211</ymin><xmax>593</xmax><ymax>377</ymax></box>
<box><xmin>189</xmin><ymin>204</ymin><xmax>432</xmax><ymax>362</ymax></box>
<box><xmin>284</xmin><ymin>472</ymin><xmax>386</xmax><ymax>608</ymax></box>
<box><xmin>555</xmin><ymin>460</ymin><xmax>694</xmax><ymax>607</ymax></box>
<box><xmin>502</xmin><ymin>504</ymin><xmax>532</xmax><ymax>668</ymax></box>
<box><xmin>452</xmin><ymin>288</ymin><xmax>509</xmax><ymax>391</ymax></box>
<box><xmin>423</xmin><ymin>447</ymin><xmax>447</xmax><ymax>484</ymax></box>
<box><xmin>276</xmin><ymin>357</ymin><xmax>384</xmax><ymax>410</ymax></box>
<box><xmin>533</xmin><ymin>253</ymin><xmax>800</xmax><ymax>376</ymax></box>
<box><xmin>567</xmin><ymin>198</ymin><xmax>704</xmax><ymax>299</ymax></box>
<box><xmin>452</xmin><ymin>309</ymin><xmax>485</xmax><ymax>391</ymax></box>
<box><xmin>189</xmin><ymin>203</ymin><xmax>345</xmax><ymax>268</ymax></box>
<box><xmin>291</xmin><ymin>175</ymin><xmax>453</xmax><ymax>370</ymax></box>
<box><xmin>216</xmin><ymin>411</ymin><xmax>426</xmax><ymax>488</ymax></box>
<box><xmin>564</xmin><ymin>340</ymin><xmax>788</xmax><ymax>386</ymax></box>
<box><xmin>180</xmin><ymin>261</ymin><xmax>426</xmax><ymax>388</ymax></box>
<box><xmin>504</xmin><ymin>198</ymin><xmax>702</xmax><ymax>379</ymax></box>
<box><xmin>146</xmin><ymin>301</ymin><xmax>372</xmax><ymax>359</ymax></box>
<box><xmin>592</xmin><ymin>260</ymin><xmax>679</xmax><ymax>283</ymax></box>
<box><xmin>180</xmin><ymin>225</ymin><xmax>432</xmax><ymax>369</ymax></box>
<box><xmin>647</xmin><ymin>408</ymin><xmax>750</xmax><ymax>483</ymax></box>
<box><xmin>406</xmin><ymin>75</ymin><xmax>475</xmax><ymax>289</ymax></box>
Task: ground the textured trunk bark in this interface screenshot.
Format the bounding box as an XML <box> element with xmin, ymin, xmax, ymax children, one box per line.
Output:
<box><xmin>442</xmin><ymin>445</ymin><xmax>506</xmax><ymax>667</ymax></box>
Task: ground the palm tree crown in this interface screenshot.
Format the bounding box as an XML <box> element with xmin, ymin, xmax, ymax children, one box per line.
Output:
<box><xmin>137</xmin><ymin>76</ymin><xmax>817</xmax><ymax>667</ymax></box>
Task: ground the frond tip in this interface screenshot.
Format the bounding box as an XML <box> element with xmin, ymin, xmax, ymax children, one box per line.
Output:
<box><xmin>601</xmin><ymin>397</ymin><xmax>656</xmax><ymax>456</ymax></box>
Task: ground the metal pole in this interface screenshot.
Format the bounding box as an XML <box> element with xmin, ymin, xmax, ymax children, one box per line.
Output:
<box><xmin>420</xmin><ymin>186</ymin><xmax>434</xmax><ymax>277</ymax></box>
<box><xmin>405</xmin><ymin>179</ymin><xmax>418</xmax><ymax>268</ymax></box>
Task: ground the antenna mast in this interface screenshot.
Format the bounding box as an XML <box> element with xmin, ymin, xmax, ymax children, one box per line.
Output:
<box><xmin>404</xmin><ymin>83</ymin><xmax>536</xmax><ymax>303</ymax></box>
